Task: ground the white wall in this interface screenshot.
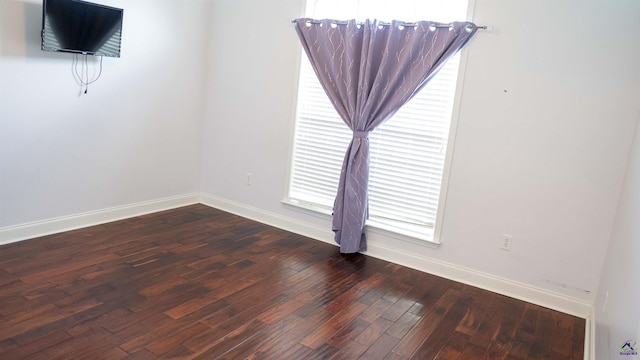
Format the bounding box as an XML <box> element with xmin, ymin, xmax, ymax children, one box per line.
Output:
<box><xmin>200</xmin><ymin>0</ymin><xmax>640</xmax><ymax>308</ymax></box>
<box><xmin>200</xmin><ymin>0</ymin><xmax>304</xmax><ymax>211</ymax></box>
<box><xmin>0</xmin><ymin>0</ymin><xmax>209</xmax><ymax>228</ymax></box>
<box><xmin>594</xmin><ymin>116</ymin><xmax>640</xmax><ymax>358</ymax></box>
<box><xmin>437</xmin><ymin>0</ymin><xmax>640</xmax><ymax>302</ymax></box>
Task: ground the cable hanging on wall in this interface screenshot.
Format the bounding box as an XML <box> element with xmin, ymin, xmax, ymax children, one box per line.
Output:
<box><xmin>72</xmin><ymin>54</ymin><xmax>104</xmax><ymax>95</ymax></box>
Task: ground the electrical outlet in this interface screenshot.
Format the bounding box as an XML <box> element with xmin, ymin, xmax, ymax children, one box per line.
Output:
<box><xmin>500</xmin><ymin>234</ymin><xmax>512</xmax><ymax>251</ymax></box>
<box><xmin>245</xmin><ymin>172</ymin><xmax>252</xmax><ymax>186</ymax></box>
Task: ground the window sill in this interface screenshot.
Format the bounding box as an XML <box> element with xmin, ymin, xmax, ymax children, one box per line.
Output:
<box><xmin>281</xmin><ymin>197</ymin><xmax>441</xmax><ymax>248</ymax></box>
<box><xmin>281</xmin><ymin>197</ymin><xmax>333</xmax><ymax>217</ymax></box>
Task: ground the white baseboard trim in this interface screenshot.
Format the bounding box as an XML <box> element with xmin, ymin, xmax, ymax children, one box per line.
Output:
<box><xmin>200</xmin><ymin>193</ymin><xmax>335</xmax><ymax>244</ymax></box>
<box><xmin>0</xmin><ymin>193</ymin><xmax>200</xmax><ymax>246</ymax></box>
<box><xmin>201</xmin><ymin>193</ymin><xmax>593</xmax><ymax>321</ymax></box>
<box><xmin>585</xmin><ymin>307</ymin><xmax>596</xmax><ymax>360</ymax></box>
<box><xmin>365</xmin><ymin>239</ymin><xmax>593</xmax><ymax>319</ymax></box>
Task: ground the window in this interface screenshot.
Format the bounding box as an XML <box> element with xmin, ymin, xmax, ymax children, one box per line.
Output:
<box><xmin>286</xmin><ymin>0</ymin><xmax>470</xmax><ymax>242</ymax></box>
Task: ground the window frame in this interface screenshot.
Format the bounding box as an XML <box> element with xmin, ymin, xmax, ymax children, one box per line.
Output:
<box><xmin>282</xmin><ymin>0</ymin><xmax>476</xmax><ymax>245</ymax></box>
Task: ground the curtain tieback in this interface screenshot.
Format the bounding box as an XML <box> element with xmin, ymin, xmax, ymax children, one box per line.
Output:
<box><xmin>353</xmin><ymin>131</ymin><xmax>369</xmax><ymax>138</ymax></box>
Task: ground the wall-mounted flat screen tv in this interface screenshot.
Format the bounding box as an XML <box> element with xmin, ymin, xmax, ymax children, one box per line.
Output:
<box><xmin>41</xmin><ymin>0</ymin><xmax>124</xmax><ymax>58</ymax></box>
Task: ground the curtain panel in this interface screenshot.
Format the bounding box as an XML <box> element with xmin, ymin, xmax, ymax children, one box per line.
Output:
<box><xmin>293</xmin><ymin>18</ymin><xmax>477</xmax><ymax>253</ymax></box>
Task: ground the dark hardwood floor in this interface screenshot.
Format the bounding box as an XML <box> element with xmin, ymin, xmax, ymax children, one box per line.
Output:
<box><xmin>0</xmin><ymin>204</ymin><xmax>585</xmax><ymax>359</ymax></box>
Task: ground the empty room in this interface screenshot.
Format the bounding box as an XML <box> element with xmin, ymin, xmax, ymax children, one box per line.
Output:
<box><xmin>1</xmin><ymin>0</ymin><xmax>639</xmax><ymax>358</ymax></box>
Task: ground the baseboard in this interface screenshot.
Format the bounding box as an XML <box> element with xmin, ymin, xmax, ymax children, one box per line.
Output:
<box><xmin>200</xmin><ymin>193</ymin><xmax>335</xmax><ymax>244</ymax></box>
<box><xmin>585</xmin><ymin>307</ymin><xmax>596</xmax><ymax>360</ymax></box>
<box><xmin>0</xmin><ymin>193</ymin><xmax>200</xmax><ymax>246</ymax></box>
<box><xmin>200</xmin><ymin>193</ymin><xmax>593</xmax><ymax>321</ymax></box>
<box><xmin>365</xmin><ymin>239</ymin><xmax>593</xmax><ymax>319</ymax></box>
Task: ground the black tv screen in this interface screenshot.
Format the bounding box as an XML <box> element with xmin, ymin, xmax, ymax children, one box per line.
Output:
<box><xmin>41</xmin><ymin>0</ymin><xmax>124</xmax><ymax>58</ymax></box>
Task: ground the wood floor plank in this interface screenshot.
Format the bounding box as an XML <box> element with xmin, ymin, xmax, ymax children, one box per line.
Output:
<box><xmin>191</xmin><ymin>318</ymin><xmax>269</xmax><ymax>359</ymax></box>
<box><xmin>360</xmin><ymin>333</ymin><xmax>400</xmax><ymax>359</ymax></box>
<box><xmin>410</xmin><ymin>292</ymin><xmax>474</xmax><ymax>359</ymax></box>
<box><xmin>300</xmin><ymin>301</ymin><xmax>369</xmax><ymax>349</ymax></box>
<box><xmin>0</xmin><ymin>330</ymin><xmax>72</xmax><ymax>360</ymax></box>
<box><xmin>432</xmin><ymin>330</ymin><xmax>470</xmax><ymax>360</ymax></box>
<box><xmin>222</xmin><ymin>314</ymin><xmax>301</xmax><ymax>359</ymax></box>
<box><xmin>391</xmin><ymin>288</ymin><xmax>463</xmax><ymax>358</ymax></box>
<box><xmin>0</xmin><ymin>204</ymin><xmax>585</xmax><ymax>359</ymax></box>
<box><xmin>325</xmin><ymin>318</ymin><xmax>370</xmax><ymax>348</ymax></box>
<box><xmin>330</xmin><ymin>340</ymin><xmax>369</xmax><ymax>359</ymax></box>
<box><xmin>353</xmin><ymin>317</ymin><xmax>394</xmax><ymax>348</ymax></box>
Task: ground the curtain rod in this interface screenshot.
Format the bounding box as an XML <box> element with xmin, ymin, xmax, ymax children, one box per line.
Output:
<box><xmin>291</xmin><ymin>19</ymin><xmax>487</xmax><ymax>30</ymax></box>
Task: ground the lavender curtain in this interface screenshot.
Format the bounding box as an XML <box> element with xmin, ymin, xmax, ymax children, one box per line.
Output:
<box><xmin>294</xmin><ymin>18</ymin><xmax>477</xmax><ymax>253</ymax></box>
